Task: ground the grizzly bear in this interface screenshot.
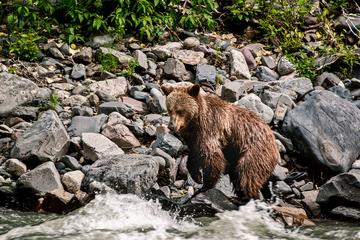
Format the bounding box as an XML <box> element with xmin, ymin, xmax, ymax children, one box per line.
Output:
<box><xmin>161</xmin><ymin>84</ymin><xmax>279</xmax><ymax>200</ymax></box>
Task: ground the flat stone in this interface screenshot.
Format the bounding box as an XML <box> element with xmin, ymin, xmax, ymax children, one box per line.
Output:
<box><xmin>101</xmin><ymin>122</ymin><xmax>141</xmax><ymax>149</ymax></box>
<box><xmin>67</xmin><ymin>114</ymin><xmax>108</xmax><ymax>137</ymax></box>
<box><xmin>256</xmin><ymin>66</ymin><xmax>279</xmax><ymax>82</ymax></box>
<box><xmin>196</xmin><ymin>64</ymin><xmax>216</xmax><ymax>84</ymax></box>
<box><xmin>273</xmin><ymin>206</ymin><xmax>315</xmax><ymax>227</ymax></box>
<box><xmin>3</xmin><ymin>159</ymin><xmax>27</xmax><ymax>177</ymax></box>
<box><xmin>330</xmin><ymin>206</ymin><xmax>360</xmax><ymax>220</ymax></box>
<box><xmin>11</xmin><ymin>110</ymin><xmax>70</xmax><ymax>162</ymax></box>
<box><xmin>83</xmin><ymin>154</ymin><xmax>160</xmax><ymax>195</ymax></box>
<box><xmin>173</xmin><ymin>50</ymin><xmax>206</xmax><ymax>65</ymax></box>
<box><xmin>152</xmin><ymin>42</ymin><xmax>183</xmax><ymax>60</ymax></box>
<box><xmin>121</xmin><ymin>96</ymin><xmax>147</xmax><ymax>113</ymax></box>
<box><xmin>261</xmin><ymin>55</ymin><xmax>276</xmax><ymax>69</ymax></box>
<box><xmin>221</xmin><ymin>80</ymin><xmax>262</xmax><ymax>102</ymax></box>
<box><xmin>60</xmin><ymin>155</ymin><xmax>82</xmax><ymax>170</ymax></box>
<box><xmin>17</xmin><ymin>162</ymin><xmax>63</xmax><ymax>193</ymax></box>
<box><xmin>98</xmin><ymin>101</ymin><xmax>135</xmax><ymax>117</ymax></box>
<box><xmin>89</xmin><ymin>77</ymin><xmax>128</xmax><ymax>99</ymax></box>
<box><xmin>237</xmin><ymin>93</ymin><xmax>274</xmax><ymax>123</ymax></box>
<box><xmin>62</xmin><ymin>95</ymin><xmax>88</xmax><ymax>107</ymax></box>
<box><xmin>82</xmin><ymin>133</ymin><xmax>124</xmax><ymax>161</ymax></box>
<box><xmin>61</xmin><ymin>170</ymin><xmax>84</xmax><ymax>194</ymax></box>
<box><xmin>0</xmin><ymin>73</ymin><xmax>40</xmax><ymax>117</ymax></box>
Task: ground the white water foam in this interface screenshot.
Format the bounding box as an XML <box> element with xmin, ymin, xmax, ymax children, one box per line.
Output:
<box><xmin>0</xmin><ymin>193</ymin><xmax>320</xmax><ymax>240</ymax></box>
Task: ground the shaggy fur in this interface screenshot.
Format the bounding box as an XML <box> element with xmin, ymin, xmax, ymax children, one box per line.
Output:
<box><xmin>162</xmin><ymin>84</ymin><xmax>279</xmax><ymax>199</ymax></box>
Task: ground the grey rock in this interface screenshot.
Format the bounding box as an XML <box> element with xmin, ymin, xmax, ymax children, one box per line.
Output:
<box><xmin>317</xmin><ymin>169</ymin><xmax>360</xmax><ymax>207</ymax></box>
<box><xmin>230</xmin><ymin>50</ymin><xmax>251</xmax><ymax>79</ymax></box>
<box><xmin>82</xmin><ymin>132</ymin><xmax>124</xmax><ymax>161</ymax></box>
<box><xmin>240</xmin><ymin>47</ymin><xmax>257</xmax><ymax>70</ymax></box>
<box><xmin>133</xmin><ymin>50</ymin><xmax>148</xmax><ymax>70</ymax></box>
<box><xmin>301</xmin><ymin>190</ymin><xmax>320</xmax><ymax>217</ymax></box>
<box><xmin>283</xmin><ymin>90</ymin><xmax>360</xmax><ymax>173</ymax></box>
<box><xmin>163</xmin><ymin>58</ymin><xmax>191</xmax><ymax>81</ymax></box>
<box><xmin>215</xmin><ymin>175</ymin><xmax>235</xmax><ymax>197</ymax></box>
<box><xmin>173</xmin><ymin>50</ymin><xmax>206</xmax><ymax>65</ymax></box>
<box><xmin>300</xmin><ymin>182</ymin><xmax>314</xmax><ymax>191</ymax></box>
<box><xmin>221</xmin><ymin>80</ymin><xmax>262</xmax><ymax>102</ymax></box>
<box><xmin>335</xmin><ymin>14</ymin><xmax>360</xmax><ymax>31</ymax></box>
<box><xmin>67</xmin><ymin>114</ymin><xmax>108</xmax><ymax>137</ymax></box>
<box><xmin>98</xmin><ymin>47</ymin><xmax>134</xmax><ymax>67</ymax></box>
<box><xmin>329</xmin><ymin>85</ymin><xmax>352</xmax><ymax>101</ymax></box>
<box><xmin>132</xmin><ymin>91</ymin><xmax>150</xmax><ymax>101</ymax></box>
<box><xmin>101</xmin><ymin>122</ymin><xmax>141</xmax><ymax>149</ymax></box>
<box><xmin>61</xmin><ymin>155</ymin><xmax>82</xmax><ymax>170</ymax></box>
<box><xmin>92</xmin><ymin>35</ymin><xmax>114</xmax><ymax>46</ymax></box>
<box><xmin>61</xmin><ymin>170</ymin><xmax>84</xmax><ymax>194</ymax></box>
<box><xmin>330</xmin><ymin>206</ymin><xmax>360</xmax><ymax>220</ymax></box>
<box><xmin>0</xmin><ymin>73</ymin><xmax>39</xmax><ymax>117</ymax></box>
<box><xmin>17</xmin><ymin>162</ymin><xmax>63</xmax><ymax>193</ymax></box>
<box><xmin>256</xmin><ymin>66</ymin><xmax>279</xmax><ymax>82</ymax></box>
<box><xmin>274</xmin><ymin>181</ymin><xmax>292</xmax><ymax>195</ymax></box>
<box><xmin>49</xmin><ymin>47</ymin><xmax>65</xmax><ymax>59</ymax></box>
<box><xmin>183</xmin><ymin>37</ymin><xmax>200</xmax><ymax>49</ymax></box>
<box><xmin>146</xmin><ymin>90</ymin><xmax>167</xmax><ymax>114</ymax></box>
<box><xmin>73</xmin><ymin>47</ymin><xmax>92</xmax><ymax>63</ymax></box>
<box><xmin>83</xmin><ymin>154</ymin><xmax>159</xmax><ymax>195</ymax></box>
<box><xmin>153</xmin><ymin>133</ymin><xmax>183</xmax><ymax>157</ymax></box>
<box><xmin>62</xmin><ymin>94</ymin><xmax>88</xmax><ymax>107</ymax></box>
<box><xmin>196</xmin><ymin>64</ymin><xmax>216</xmax><ymax>84</ymax></box>
<box><xmin>272</xmin><ymin>164</ymin><xmax>288</xmax><ymax>181</ymax></box>
<box><xmin>89</xmin><ymin>77</ymin><xmax>128</xmax><ymax>99</ymax></box>
<box><xmin>59</xmin><ymin>43</ymin><xmax>71</xmax><ymax>56</ymax></box>
<box><xmin>277</xmin><ymin>77</ymin><xmax>313</xmax><ymax>99</ymax></box>
<box><xmin>152</xmin><ymin>42</ymin><xmax>182</xmax><ymax>60</ymax></box>
<box><xmin>316</xmin><ymin>72</ymin><xmax>341</xmax><ymax>89</ymax></box>
<box><xmin>10</xmin><ymin>106</ymin><xmax>38</xmax><ymax>119</ymax></box>
<box><xmin>71</xmin><ymin>64</ymin><xmax>86</xmax><ymax>80</ymax></box>
<box><xmin>3</xmin><ymin>159</ymin><xmax>27</xmax><ymax>177</ymax></box>
<box><xmin>11</xmin><ymin>110</ymin><xmax>70</xmax><ymax>162</ymax></box>
<box><xmin>277</xmin><ymin>57</ymin><xmax>296</xmax><ymax>75</ymax></box>
<box><xmin>72</xmin><ymin>106</ymin><xmax>94</xmax><ymax>117</ymax></box>
<box><xmin>261</xmin><ymin>55</ymin><xmax>276</xmax><ymax>69</ymax></box>
<box><xmin>237</xmin><ymin>93</ymin><xmax>274</xmax><ymax>123</ymax></box>
<box><xmin>352</xmin><ymin>159</ymin><xmax>360</xmax><ymax>169</ymax></box>
<box><xmin>98</xmin><ymin>101</ymin><xmax>134</xmax><ymax>117</ymax></box>
<box><xmin>261</xmin><ymin>90</ymin><xmax>295</xmax><ymax>123</ymax></box>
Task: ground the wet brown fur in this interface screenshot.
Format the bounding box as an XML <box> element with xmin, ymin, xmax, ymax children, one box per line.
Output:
<box><xmin>162</xmin><ymin>84</ymin><xmax>279</xmax><ymax>199</ymax></box>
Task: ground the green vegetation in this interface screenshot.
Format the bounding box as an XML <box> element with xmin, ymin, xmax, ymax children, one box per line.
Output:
<box><xmin>0</xmin><ymin>0</ymin><xmax>359</xmax><ymax>79</ymax></box>
<box><xmin>47</xmin><ymin>94</ymin><xmax>60</xmax><ymax>111</ymax></box>
<box><xmin>121</xmin><ymin>59</ymin><xmax>139</xmax><ymax>81</ymax></box>
<box><xmin>98</xmin><ymin>53</ymin><xmax>120</xmax><ymax>73</ymax></box>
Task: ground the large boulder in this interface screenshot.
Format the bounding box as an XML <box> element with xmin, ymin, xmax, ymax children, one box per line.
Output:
<box><xmin>83</xmin><ymin>154</ymin><xmax>160</xmax><ymax>195</ymax></box>
<box><xmin>17</xmin><ymin>162</ymin><xmax>63</xmax><ymax>193</ymax></box>
<box><xmin>0</xmin><ymin>73</ymin><xmax>39</xmax><ymax>117</ymax></box>
<box><xmin>317</xmin><ymin>169</ymin><xmax>360</xmax><ymax>209</ymax></box>
<box><xmin>282</xmin><ymin>90</ymin><xmax>360</xmax><ymax>173</ymax></box>
<box><xmin>11</xmin><ymin>110</ymin><xmax>70</xmax><ymax>162</ymax></box>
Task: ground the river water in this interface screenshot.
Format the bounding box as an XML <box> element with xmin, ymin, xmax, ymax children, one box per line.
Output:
<box><xmin>0</xmin><ymin>192</ymin><xmax>359</xmax><ymax>240</ymax></box>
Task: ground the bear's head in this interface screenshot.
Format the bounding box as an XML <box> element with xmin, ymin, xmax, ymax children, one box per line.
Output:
<box><xmin>161</xmin><ymin>84</ymin><xmax>200</xmax><ymax>133</ymax></box>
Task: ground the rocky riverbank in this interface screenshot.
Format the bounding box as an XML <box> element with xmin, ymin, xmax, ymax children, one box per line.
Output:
<box><xmin>1</xmin><ymin>32</ymin><xmax>360</xmax><ymax>226</ymax></box>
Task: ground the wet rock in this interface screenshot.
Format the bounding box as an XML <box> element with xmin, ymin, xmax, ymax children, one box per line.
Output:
<box><xmin>301</xmin><ymin>190</ymin><xmax>320</xmax><ymax>217</ymax></box>
<box><xmin>230</xmin><ymin>50</ymin><xmax>251</xmax><ymax>79</ymax></box>
<box><xmin>17</xmin><ymin>162</ymin><xmax>63</xmax><ymax>193</ymax></box>
<box><xmin>274</xmin><ymin>181</ymin><xmax>292</xmax><ymax>195</ymax></box>
<box><xmin>283</xmin><ymin>90</ymin><xmax>360</xmax><ymax>173</ymax></box>
<box><xmin>61</xmin><ymin>155</ymin><xmax>82</xmax><ymax>170</ymax></box>
<box><xmin>67</xmin><ymin>114</ymin><xmax>108</xmax><ymax>137</ymax></box>
<box><xmin>196</xmin><ymin>64</ymin><xmax>216</xmax><ymax>85</ymax></box>
<box><xmin>317</xmin><ymin>169</ymin><xmax>360</xmax><ymax>209</ymax></box>
<box><xmin>151</xmin><ymin>148</ymin><xmax>176</xmax><ymax>184</ymax></box>
<box><xmin>277</xmin><ymin>57</ymin><xmax>296</xmax><ymax>75</ymax></box>
<box><xmin>11</xmin><ymin>110</ymin><xmax>70</xmax><ymax>162</ymax></box>
<box><xmin>215</xmin><ymin>175</ymin><xmax>235</xmax><ymax>197</ymax></box>
<box><xmin>82</xmin><ymin>133</ymin><xmax>124</xmax><ymax>161</ymax></box>
<box><xmin>83</xmin><ymin>154</ymin><xmax>160</xmax><ymax>195</ymax></box>
<box><xmin>3</xmin><ymin>159</ymin><xmax>27</xmax><ymax>177</ymax></box>
<box><xmin>98</xmin><ymin>101</ymin><xmax>135</xmax><ymax>117</ymax></box>
<box><xmin>163</xmin><ymin>58</ymin><xmax>191</xmax><ymax>81</ymax></box>
<box><xmin>152</xmin><ymin>133</ymin><xmax>183</xmax><ymax>157</ymax></box>
<box><xmin>181</xmin><ymin>189</ymin><xmax>238</xmax><ymax>217</ymax></box>
<box><xmin>273</xmin><ymin>206</ymin><xmax>315</xmax><ymax>227</ymax></box>
<box><xmin>41</xmin><ymin>189</ymin><xmax>76</xmax><ymax>214</ymax></box>
<box><xmin>255</xmin><ymin>66</ymin><xmax>279</xmax><ymax>82</ymax></box>
<box><xmin>237</xmin><ymin>93</ymin><xmax>274</xmax><ymax>123</ymax></box>
<box><xmin>316</xmin><ymin>72</ymin><xmax>341</xmax><ymax>89</ymax></box>
<box><xmin>62</xmin><ymin>170</ymin><xmax>84</xmax><ymax>194</ymax></box>
<box><xmin>133</xmin><ymin>50</ymin><xmax>148</xmax><ymax>70</ymax></box>
<box><xmin>73</xmin><ymin>47</ymin><xmax>92</xmax><ymax>64</ymax></box>
<box><xmin>89</xmin><ymin>77</ymin><xmax>127</xmax><ymax>99</ymax></box>
<box><xmin>330</xmin><ymin>206</ymin><xmax>360</xmax><ymax>220</ymax></box>
<box><xmin>0</xmin><ymin>73</ymin><xmax>39</xmax><ymax>117</ymax></box>
<box><xmin>173</xmin><ymin>50</ymin><xmax>206</xmax><ymax>65</ymax></box>
<box><xmin>183</xmin><ymin>37</ymin><xmax>200</xmax><ymax>49</ymax></box>
<box><xmin>71</xmin><ymin>64</ymin><xmax>86</xmax><ymax>80</ymax></box>
<box><xmin>101</xmin><ymin>121</ymin><xmax>141</xmax><ymax>149</ymax></box>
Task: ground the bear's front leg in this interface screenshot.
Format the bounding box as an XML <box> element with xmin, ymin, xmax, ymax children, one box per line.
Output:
<box><xmin>187</xmin><ymin>152</ymin><xmax>203</xmax><ymax>184</ymax></box>
<box><xmin>199</xmin><ymin>151</ymin><xmax>226</xmax><ymax>193</ymax></box>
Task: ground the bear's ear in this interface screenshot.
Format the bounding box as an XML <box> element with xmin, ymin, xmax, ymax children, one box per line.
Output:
<box><xmin>161</xmin><ymin>85</ymin><xmax>174</xmax><ymax>96</ymax></box>
<box><xmin>188</xmin><ymin>84</ymin><xmax>200</xmax><ymax>97</ymax></box>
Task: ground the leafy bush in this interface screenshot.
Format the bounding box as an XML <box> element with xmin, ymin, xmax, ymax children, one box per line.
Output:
<box><xmin>3</xmin><ymin>32</ymin><xmax>42</xmax><ymax>61</ymax></box>
<box><xmin>98</xmin><ymin>53</ymin><xmax>120</xmax><ymax>73</ymax></box>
